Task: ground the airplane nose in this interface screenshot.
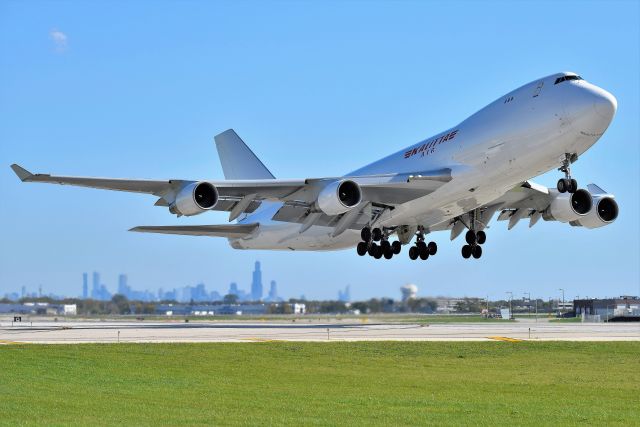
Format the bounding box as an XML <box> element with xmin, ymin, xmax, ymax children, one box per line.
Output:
<box><xmin>593</xmin><ymin>89</ymin><xmax>617</xmax><ymax>121</ymax></box>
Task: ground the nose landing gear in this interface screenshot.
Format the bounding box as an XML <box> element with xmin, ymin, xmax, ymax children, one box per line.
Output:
<box><xmin>557</xmin><ymin>153</ymin><xmax>579</xmax><ymax>193</ymax></box>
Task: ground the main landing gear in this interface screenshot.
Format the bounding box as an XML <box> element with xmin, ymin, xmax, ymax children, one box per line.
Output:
<box><xmin>408</xmin><ymin>228</ymin><xmax>437</xmax><ymax>262</ymax></box>
<box><xmin>356</xmin><ymin>227</ymin><xmax>401</xmax><ymax>260</ymax></box>
<box><xmin>461</xmin><ymin>210</ymin><xmax>486</xmax><ymax>260</ymax></box>
<box><xmin>461</xmin><ymin>230</ymin><xmax>485</xmax><ymax>260</ymax></box>
<box><xmin>557</xmin><ymin>153</ymin><xmax>578</xmax><ymax>194</ymax></box>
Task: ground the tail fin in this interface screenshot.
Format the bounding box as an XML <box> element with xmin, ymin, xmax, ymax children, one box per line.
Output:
<box><xmin>214</xmin><ymin>129</ymin><xmax>275</xmax><ymax>179</ymax></box>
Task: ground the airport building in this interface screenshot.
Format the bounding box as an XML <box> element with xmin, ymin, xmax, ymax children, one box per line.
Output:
<box><xmin>0</xmin><ymin>302</ymin><xmax>77</xmax><ymax>316</ymax></box>
<box><xmin>574</xmin><ymin>296</ymin><xmax>640</xmax><ymax>321</ymax></box>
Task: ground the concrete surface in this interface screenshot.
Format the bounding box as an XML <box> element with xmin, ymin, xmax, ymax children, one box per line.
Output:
<box><xmin>1</xmin><ymin>318</ymin><xmax>638</xmax><ymax>343</ymax></box>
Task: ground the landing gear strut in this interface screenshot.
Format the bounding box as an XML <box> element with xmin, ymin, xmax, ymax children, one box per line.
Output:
<box><xmin>557</xmin><ymin>153</ymin><xmax>578</xmax><ymax>194</ymax></box>
<box><xmin>408</xmin><ymin>227</ymin><xmax>437</xmax><ymax>261</ymax></box>
<box><xmin>357</xmin><ymin>226</ymin><xmax>402</xmax><ymax>260</ymax></box>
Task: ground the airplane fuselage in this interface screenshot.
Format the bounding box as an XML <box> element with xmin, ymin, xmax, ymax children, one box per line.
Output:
<box><xmin>232</xmin><ymin>72</ymin><xmax>616</xmax><ymax>250</ymax></box>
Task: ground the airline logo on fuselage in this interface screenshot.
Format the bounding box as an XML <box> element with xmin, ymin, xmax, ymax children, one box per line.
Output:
<box><xmin>404</xmin><ymin>129</ymin><xmax>459</xmax><ymax>159</ymax></box>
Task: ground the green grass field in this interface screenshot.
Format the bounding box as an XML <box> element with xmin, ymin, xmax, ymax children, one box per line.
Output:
<box><xmin>1</xmin><ymin>342</ymin><xmax>638</xmax><ymax>426</ymax></box>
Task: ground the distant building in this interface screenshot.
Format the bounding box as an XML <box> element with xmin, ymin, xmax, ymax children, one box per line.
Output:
<box><xmin>574</xmin><ymin>296</ymin><xmax>640</xmax><ymax>320</ymax></box>
<box><xmin>338</xmin><ymin>285</ymin><xmax>351</xmax><ymax>302</ymax></box>
<box><xmin>229</xmin><ymin>282</ymin><xmax>239</xmax><ymax>296</ymax></box>
<box><xmin>82</xmin><ymin>273</ymin><xmax>88</xmax><ymax>299</ymax></box>
<box><xmin>251</xmin><ymin>261</ymin><xmax>263</xmax><ymax>301</ymax></box>
<box><xmin>118</xmin><ymin>274</ymin><xmax>129</xmax><ymax>296</ymax></box>
<box><xmin>266</xmin><ymin>280</ymin><xmax>281</xmax><ymax>302</ymax></box>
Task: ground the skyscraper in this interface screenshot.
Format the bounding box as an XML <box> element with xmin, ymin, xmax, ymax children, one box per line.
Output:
<box><xmin>251</xmin><ymin>261</ymin><xmax>263</xmax><ymax>301</ymax></box>
<box><xmin>118</xmin><ymin>274</ymin><xmax>129</xmax><ymax>297</ymax></box>
<box><xmin>268</xmin><ymin>280</ymin><xmax>279</xmax><ymax>301</ymax></box>
<box><xmin>82</xmin><ymin>273</ymin><xmax>88</xmax><ymax>299</ymax></box>
<box><xmin>228</xmin><ymin>282</ymin><xmax>239</xmax><ymax>296</ymax></box>
<box><xmin>92</xmin><ymin>271</ymin><xmax>100</xmax><ymax>299</ymax></box>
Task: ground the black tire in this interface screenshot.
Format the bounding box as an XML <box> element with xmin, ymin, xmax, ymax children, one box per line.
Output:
<box><xmin>557</xmin><ymin>178</ymin><xmax>567</xmax><ymax>193</ymax></box>
<box><xmin>419</xmin><ymin>245</ymin><xmax>429</xmax><ymax>260</ymax></box>
<box><xmin>360</xmin><ymin>227</ymin><xmax>371</xmax><ymax>242</ymax></box>
<box><xmin>472</xmin><ymin>245</ymin><xmax>483</xmax><ymax>259</ymax></box>
<box><xmin>392</xmin><ymin>241</ymin><xmax>402</xmax><ymax>255</ymax></box>
<box><xmin>383</xmin><ymin>249</ymin><xmax>393</xmax><ymax>259</ymax></box>
<box><xmin>372</xmin><ymin>228</ymin><xmax>382</xmax><ymax>242</ymax></box>
<box><xmin>368</xmin><ymin>242</ymin><xmax>378</xmax><ymax>256</ymax></box>
<box><xmin>381</xmin><ymin>240</ymin><xmax>391</xmax><ymax>252</ymax></box>
<box><xmin>373</xmin><ymin>246</ymin><xmax>383</xmax><ymax>259</ymax></box>
<box><xmin>570</xmin><ymin>178</ymin><xmax>578</xmax><ymax>193</ymax></box>
<box><xmin>465</xmin><ymin>230</ymin><xmax>476</xmax><ymax>245</ymax></box>
<box><xmin>416</xmin><ymin>240</ymin><xmax>427</xmax><ymax>250</ymax></box>
<box><xmin>356</xmin><ymin>242</ymin><xmax>368</xmax><ymax>256</ymax></box>
<box><xmin>428</xmin><ymin>241</ymin><xmax>438</xmax><ymax>255</ymax></box>
<box><xmin>409</xmin><ymin>246</ymin><xmax>419</xmax><ymax>260</ymax></box>
<box><xmin>476</xmin><ymin>230</ymin><xmax>486</xmax><ymax>245</ymax></box>
<box><xmin>461</xmin><ymin>245</ymin><xmax>472</xmax><ymax>259</ymax></box>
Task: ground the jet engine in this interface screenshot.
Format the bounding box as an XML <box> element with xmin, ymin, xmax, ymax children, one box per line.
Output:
<box><xmin>170</xmin><ymin>182</ymin><xmax>219</xmax><ymax>216</ymax></box>
<box><xmin>543</xmin><ymin>188</ymin><xmax>592</xmax><ymax>223</ymax></box>
<box><xmin>570</xmin><ymin>195</ymin><xmax>618</xmax><ymax>229</ymax></box>
<box><xmin>317</xmin><ymin>179</ymin><xmax>362</xmax><ymax>216</ymax></box>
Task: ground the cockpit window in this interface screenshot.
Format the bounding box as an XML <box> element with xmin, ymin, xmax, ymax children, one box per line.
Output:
<box><xmin>555</xmin><ymin>75</ymin><xmax>583</xmax><ymax>85</ymax></box>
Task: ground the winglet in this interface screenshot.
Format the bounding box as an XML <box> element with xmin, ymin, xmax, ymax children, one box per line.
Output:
<box><xmin>10</xmin><ymin>164</ymin><xmax>33</xmax><ymax>181</ymax></box>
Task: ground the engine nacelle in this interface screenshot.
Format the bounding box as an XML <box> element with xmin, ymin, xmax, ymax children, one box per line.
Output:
<box><xmin>317</xmin><ymin>179</ymin><xmax>362</xmax><ymax>216</ymax></box>
<box><xmin>543</xmin><ymin>188</ymin><xmax>592</xmax><ymax>223</ymax></box>
<box><xmin>170</xmin><ymin>182</ymin><xmax>218</xmax><ymax>216</ymax></box>
<box><xmin>570</xmin><ymin>196</ymin><xmax>618</xmax><ymax>229</ymax></box>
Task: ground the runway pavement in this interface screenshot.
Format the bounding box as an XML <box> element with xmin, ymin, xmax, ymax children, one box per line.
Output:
<box><xmin>1</xmin><ymin>318</ymin><xmax>638</xmax><ymax>343</ymax></box>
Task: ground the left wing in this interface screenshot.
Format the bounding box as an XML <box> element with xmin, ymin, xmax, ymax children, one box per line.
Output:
<box><xmin>130</xmin><ymin>223</ymin><xmax>259</xmax><ymax>237</ymax></box>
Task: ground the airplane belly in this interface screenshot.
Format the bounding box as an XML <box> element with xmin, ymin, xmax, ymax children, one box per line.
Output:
<box><xmin>230</xmin><ymin>222</ymin><xmax>360</xmax><ymax>251</ymax></box>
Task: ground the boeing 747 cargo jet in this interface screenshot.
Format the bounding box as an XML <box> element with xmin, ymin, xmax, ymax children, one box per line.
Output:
<box><xmin>11</xmin><ymin>72</ymin><xmax>618</xmax><ymax>260</ymax></box>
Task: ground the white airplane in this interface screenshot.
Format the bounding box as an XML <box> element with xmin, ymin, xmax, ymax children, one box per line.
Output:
<box><xmin>11</xmin><ymin>71</ymin><xmax>619</xmax><ymax>261</ymax></box>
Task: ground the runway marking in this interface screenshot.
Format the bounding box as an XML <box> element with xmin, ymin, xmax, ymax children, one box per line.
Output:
<box><xmin>241</xmin><ymin>337</ymin><xmax>281</xmax><ymax>342</ymax></box>
<box><xmin>487</xmin><ymin>336</ymin><xmax>523</xmax><ymax>342</ymax></box>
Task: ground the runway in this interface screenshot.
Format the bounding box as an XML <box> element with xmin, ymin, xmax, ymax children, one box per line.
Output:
<box><xmin>1</xmin><ymin>318</ymin><xmax>638</xmax><ymax>343</ymax></box>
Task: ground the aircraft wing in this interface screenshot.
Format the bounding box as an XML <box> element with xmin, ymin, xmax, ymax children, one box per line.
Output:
<box><xmin>130</xmin><ymin>223</ymin><xmax>259</xmax><ymax>237</ymax></box>
<box><xmin>10</xmin><ymin>164</ymin><xmax>451</xmax><ymax>223</ymax></box>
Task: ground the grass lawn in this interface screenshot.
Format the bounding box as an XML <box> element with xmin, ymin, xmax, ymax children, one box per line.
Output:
<box><xmin>1</xmin><ymin>342</ymin><xmax>638</xmax><ymax>426</ymax></box>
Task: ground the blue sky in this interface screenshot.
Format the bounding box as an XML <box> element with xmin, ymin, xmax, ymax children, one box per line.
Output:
<box><xmin>1</xmin><ymin>1</ymin><xmax>638</xmax><ymax>301</ymax></box>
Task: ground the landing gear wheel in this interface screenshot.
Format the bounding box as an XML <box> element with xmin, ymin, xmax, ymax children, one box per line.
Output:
<box><xmin>570</xmin><ymin>178</ymin><xmax>578</xmax><ymax>193</ymax></box>
<box><xmin>427</xmin><ymin>241</ymin><xmax>438</xmax><ymax>255</ymax></box>
<box><xmin>476</xmin><ymin>230</ymin><xmax>486</xmax><ymax>245</ymax></box>
<box><xmin>472</xmin><ymin>245</ymin><xmax>483</xmax><ymax>259</ymax></box>
<box><xmin>465</xmin><ymin>230</ymin><xmax>477</xmax><ymax>245</ymax></box>
<box><xmin>373</xmin><ymin>245</ymin><xmax>383</xmax><ymax>259</ymax></box>
<box><xmin>368</xmin><ymin>242</ymin><xmax>378</xmax><ymax>257</ymax></box>
<box><xmin>356</xmin><ymin>242</ymin><xmax>368</xmax><ymax>256</ymax></box>
<box><xmin>380</xmin><ymin>240</ymin><xmax>391</xmax><ymax>252</ymax></box>
<box><xmin>461</xmin><ymin>245</ymin><xmax>472</xmax><ymax>259</ymax></box>
<box><xmin>416</xmin><ymin>240</ymin><xmax>427</xmax><ymax>250</ymax></box>
<box><xmin>372</xmin><ymin>228</ymin><xmax>382</xmax><ymax>242</ymax></box>
<box><xmin>409</xmin><ymin>246</ymin><xmax>419</xmax><ymax>260</ymax></box>
<box><xmin>392</xmin><ymin>241</ymin><xmax>402</xmax><ymax>255</ymax></box>
<box><xmin>383</xmin><ymin>249</ymin><xmax>394</xmax><ymax>260</ymax></box>
<box><xmin>557</xmin><ymin>178</ymin><xmax>567</xmax><ymax>193</ymax></box>
<box><xmin>360</xmin><ymin>227</ymin><xmax>371</xmax><ymax>242</ymax></box>
<box><xmin>419</xmin><ymin>246</ymin><xmax>430</xmax><ymax>260</ymax></box>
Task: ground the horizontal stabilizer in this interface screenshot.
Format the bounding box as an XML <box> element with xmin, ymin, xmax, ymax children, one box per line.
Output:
<box><xmin>129</xmin><ymin>223</ymin><xmax>259</xmax><ymax>238</ymax></box>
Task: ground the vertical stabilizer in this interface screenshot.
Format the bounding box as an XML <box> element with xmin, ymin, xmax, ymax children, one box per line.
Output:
<box><xmin>214</xmin><ymin>129</ymin><xmax>275</xmax><ymax>179</ymax></box>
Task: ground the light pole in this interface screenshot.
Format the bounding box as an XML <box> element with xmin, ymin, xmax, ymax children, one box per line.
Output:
<box><xmin>506</xmin><ymin>291</ymin><xmax>513</xmax><ymax>319</ymax></box>
<box><xmin>558</xmin><ymin>288</ymin><xmax>565</xmax><ymax>316</ymax></box>
<box><xmin>524</xmin><ymin>292</ymin><xmax>531</xmax><ymax>317</ymax></box>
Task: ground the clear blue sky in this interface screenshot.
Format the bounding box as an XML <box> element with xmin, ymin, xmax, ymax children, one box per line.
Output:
<box><xmin>1</xmin><ymin>0</ymin><xmax>638</xmax><ymax>302</ymax></box>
